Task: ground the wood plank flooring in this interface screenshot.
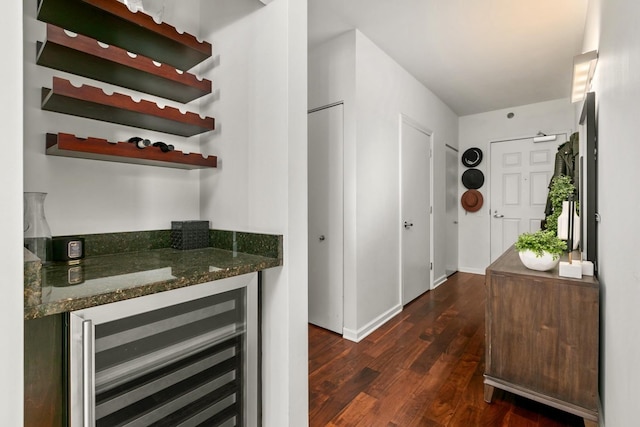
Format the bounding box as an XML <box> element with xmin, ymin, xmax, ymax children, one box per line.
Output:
<box><xmin>309</xmin><ymin>272</ymin><xmax>588</xmax><ymax>427</ymax></box>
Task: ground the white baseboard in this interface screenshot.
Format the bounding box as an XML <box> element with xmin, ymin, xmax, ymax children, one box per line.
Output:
<box><xmin>433</xmin><ymin>274</ymin><xmax>447</xmax><ymax>289</ymax></box>
<box><xmin>342</xmin><ymin>303</ymin><xmax>402</xmax><ymax>343</ymax></box>
<box><xmin>458</xmin><ymin>266</ymin><xmax>486</xmax><ymax>275</ymax></box>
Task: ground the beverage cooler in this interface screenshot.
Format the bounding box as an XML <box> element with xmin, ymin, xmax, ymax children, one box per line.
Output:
<box><xmin>66</xmin><ymin>273</ymin><xmax>259</xmax><ymax>426</ymax></box>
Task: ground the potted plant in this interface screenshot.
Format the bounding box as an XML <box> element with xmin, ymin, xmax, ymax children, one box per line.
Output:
<box><xmin>515</xmin><ymin>230</ymin><xmax>567</xmax><ymax>271</ymax></box>
<box><xmin>545</xmin><ymin>175</ymin><xmax>577</xmax><ymax>236</ymax></box>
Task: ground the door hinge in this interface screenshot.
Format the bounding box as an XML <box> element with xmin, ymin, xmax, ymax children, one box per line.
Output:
<box><xmin>430</xmin><ymin>206</ymin><xmax>433</xmax><ymax>214</ymax></box>
<box><xmin>430</xmin><ymin>262</ymin><xmax>433</xmax><ymax>270</ymax></box>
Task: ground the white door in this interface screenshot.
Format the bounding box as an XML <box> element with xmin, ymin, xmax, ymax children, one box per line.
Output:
<box><xmin>308</xmin><ymin>104</ymin><xmax>344</xmax><ymax>334</ymax></box>
<box><xmin>490</xmin><ymin>135</ymin><xmax>564</xmax><ymax>263</ymax></box>
<box><xmin>445</xmin><ymin>145</ymin><xmax>459</xmax><ymax>276</ymax></box>
<box><xmin>401</xmin><ymin>117</ymin><xmax>432</xmax><ymax>305</ymax></box>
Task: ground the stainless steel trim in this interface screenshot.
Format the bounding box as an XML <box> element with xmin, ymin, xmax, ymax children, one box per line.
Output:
<box><xmin>69</xmin><ymin>313</ymin><xmax>84</xmax><ymax>427</ymax></box>
<box><xmin>96</xmin><ymin>347</ymin><xmax>237</xmax><ymax>418</ymax></box>
<box><xmin>120</xmin><ymin>372</ymin><xmax>236</xmax><ymax>427</ymax></box>
<box><xmin>83</xmin><ymin>319</ymin><xmax>95</xmax><ymax>426</ymax></box>
<box><xmin>176</xmin><ymin>394</ymin><xmax>237</xmax><ymax>427</ymax></box>
<box><xmin>245</xmin><ymin>275</ymin><xmax>259</xmax><ymax>425</ymax></box>
<box><xmin>72</xmin><ymin>274</ymin><xmax>254</xmax><ymax>324</ymax></box>
<box><xmin>96</xmin><ymin>325</ymin><xmax>243</xmax><ymax>394</ymax></box>
<box><xmin>95</xmin><ymin>300</ymin><xmax>236</xmax><ymax>352</ymax></box>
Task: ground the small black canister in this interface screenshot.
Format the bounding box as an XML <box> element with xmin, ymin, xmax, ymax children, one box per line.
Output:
<box><xmin>52</xmin><ymin>237</ymin><xmax>85</xmax><ymax>264</ymax></box>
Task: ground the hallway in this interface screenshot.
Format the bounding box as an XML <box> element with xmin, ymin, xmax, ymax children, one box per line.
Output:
<box><xmin>309</xmin><ymin>273</ymin><xmax>587</xmax><ymax>426</ymax></box>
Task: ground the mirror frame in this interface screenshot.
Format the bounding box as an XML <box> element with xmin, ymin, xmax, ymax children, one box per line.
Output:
<box><xmin>579</xmin><ymin>91</ymin><xmax>597</xmax><ymax>273</ymax></box>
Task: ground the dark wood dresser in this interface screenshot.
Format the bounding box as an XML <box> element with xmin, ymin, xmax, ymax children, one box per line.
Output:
<box><xmin>484</xmin><ymin>247</ymin><xmax>599</xmax><ymax>426</ymax></box>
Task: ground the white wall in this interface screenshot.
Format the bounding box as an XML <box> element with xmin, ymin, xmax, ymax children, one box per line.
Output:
<box><xmin>582</xmin><ymin>1</ymin><xmax>640</xmax><ymax>425</ymax></box>
<box><xmin>22</xmin><ymin>0</ymin><xmax>203</xmax><ymax>235</ymax></box>
<box><xmin>308</xmin><ymin>31</ymin><xmax>356</xmax><ymax>111</ymax></box>
<box><xmin>308</xmin><ymin>31</ymin><xmax>359</xmax><ymax>330</ymax></box>
<box><xmin>309</xmin><ymin>30</ymin><xmax>458</xmax><ymax>339</ymax></box>
<box><xmin>354</xmin><ymin>32</ymin><xmax>458</xmax><ymax>328</ymax></box>
<box><xmin>0</xmin><ymin>1</ymin><xmax>23</xmax><ymax>424</ymax></box>
<box><xmin>198</xmin><ymin>0</ymin><xmax>308</xmax><ymax>425</ymax></box>
<box><xmin>458</xmin><ymin>99</ymin><xmax>575</xmax><ymax>273</ymax></box>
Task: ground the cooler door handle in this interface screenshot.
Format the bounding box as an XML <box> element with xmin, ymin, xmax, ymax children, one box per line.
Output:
<box><xmin>83</xmin><ymin>319</ymin><xmax>95</xmax><ymax>426</ymax></box>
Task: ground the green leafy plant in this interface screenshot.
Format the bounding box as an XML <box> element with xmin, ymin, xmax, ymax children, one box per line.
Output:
<box><xmin>545</xmin><ymin>175</ymin><xmax>577</xmax><ymax>235</ymax></box>
<box><xmin>515</xmin><ymin>230</ymin><xmax>567</xmax><ymax>260</ymax></box>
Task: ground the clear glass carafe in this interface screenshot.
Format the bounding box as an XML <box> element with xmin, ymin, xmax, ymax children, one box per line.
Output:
<box><xmin>24</xmin><ymin>192</ymin><xmax>52</xmax><ymax>264</ymax></box>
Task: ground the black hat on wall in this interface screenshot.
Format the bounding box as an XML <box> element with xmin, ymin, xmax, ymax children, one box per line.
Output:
<box><xmin>461</xmin><ymin>147</ymin><xmax>483</xmax><ymax>167</ymax></box>
<box><xmin>461</xmin><ymin>168</ymin><xmax>485</xmax><ymax>189</ymax></box>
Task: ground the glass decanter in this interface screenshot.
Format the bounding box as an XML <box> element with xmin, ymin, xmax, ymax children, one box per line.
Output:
<box><xmin>24</xmin><ymin>192</ymin><xmax>53</xmax><ymax>264</ymax></box>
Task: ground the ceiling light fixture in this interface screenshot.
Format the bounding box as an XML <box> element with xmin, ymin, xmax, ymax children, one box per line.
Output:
<box><xmin>571</xmin><ymin>50</ymin><xmax>598</xmax><ymax>103</ymax></box>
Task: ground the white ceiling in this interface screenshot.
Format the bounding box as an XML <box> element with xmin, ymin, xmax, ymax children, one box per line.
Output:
<box><xmin>308</xmin><ymin>0</ymin><xmax>588</xmax><ymax>116</ymax></box>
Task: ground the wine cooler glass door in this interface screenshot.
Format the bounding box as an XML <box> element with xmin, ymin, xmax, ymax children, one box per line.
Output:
<box><xmin>69</xmin><ymin>273</ymin><xmax>258</xmax><ymax>427</ymax></box>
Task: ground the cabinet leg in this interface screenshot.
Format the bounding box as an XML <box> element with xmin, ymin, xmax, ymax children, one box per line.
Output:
<box><xmin>583</xmin><ymin>419</ymin><xmax>598</xmax><ymax>427</ymax></box>
<box><xmin>484</xmin><ymin>384</ymin><xmax>495</xmax><ymax>403</ymax></box>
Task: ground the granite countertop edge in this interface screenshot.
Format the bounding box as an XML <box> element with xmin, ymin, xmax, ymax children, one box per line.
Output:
<box><xmin>24</xmin><ymin>229</ymin><xmax>283</xmax><ymax>320</ymax></box>
<box><xmin>24</xmin><ymin>256</ymin><xmax>281</xmax><ymax>320</ymax></box>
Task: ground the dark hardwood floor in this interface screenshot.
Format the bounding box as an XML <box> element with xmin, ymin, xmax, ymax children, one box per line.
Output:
<box><xmin>309</xmin><ymin>272</ymin><xmax>588</xmax><ymax>427</ymax></box>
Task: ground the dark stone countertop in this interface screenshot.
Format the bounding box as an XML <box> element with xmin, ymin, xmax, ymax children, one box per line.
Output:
<box><xmin>24</xmin><ymin>229</ymin><xmax>283</xmax><ymax>320</ymax></box>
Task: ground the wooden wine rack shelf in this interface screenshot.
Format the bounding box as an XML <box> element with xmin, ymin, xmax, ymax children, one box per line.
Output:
<box><xmin>46</xmin><ymin>133</ymin><xmax>217</xmax><ymax>169</ymax></box>
<box><xmin>37</xmin><ymin>0</ymin><xmax>211</xmax><ymax>70</ymax></box>
<box><xmin>41</xmin><ymin>77</ymin><xmax>215</xmax><ymax>137</ymax></box>
<box><xmin>37</xmin><ymin>24</ymin><xmax>211</xmax><ymax>103</ymax></box>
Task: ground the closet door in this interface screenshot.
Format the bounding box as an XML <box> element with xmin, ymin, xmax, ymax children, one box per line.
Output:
<box><xmin>445</xmin><ymin>145</ymin><xmax>459</xmax><ymax>276</ymax></box>
<box><xmin>308</xmin><ymin>104</ymin><xmax>344</xmax><ymax>334</ymax></box>
<box><xmin>400</xmin><ymin>116</ymin><xmax>432</xmax><ymax>304</ymax></box>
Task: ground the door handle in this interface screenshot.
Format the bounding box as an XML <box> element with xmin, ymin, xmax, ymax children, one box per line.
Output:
<box><xmin>493</xmin><ymin>214</ymin><xmax>504</xmax><ymax>218</ymax></box>
<box><xmin>82</xmin><ymin>320</ymin><xmax>95</xmax><ymax>426</ymax></box>
<box><xmin>404</xmin><ymin>221</ymin><xmax>413</xmax><ymax>229</ymax></box>
<box><xmin>319</xmin><ymin>235</ymin><xmax>325</xmax><ymax>241</ymax></box>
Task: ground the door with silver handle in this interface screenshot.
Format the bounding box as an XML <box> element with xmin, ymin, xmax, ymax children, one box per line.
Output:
<box><xmin>493</xmin><ymin>210</ymin><xmax>504</xmax><ymax>218</ymax></box>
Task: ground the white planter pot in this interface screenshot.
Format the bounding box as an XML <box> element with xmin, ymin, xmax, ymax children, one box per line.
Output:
<box><xmin>518</xmin><ymin>249</ymin><xmax>560</xmax><ymax>272</ymax></box>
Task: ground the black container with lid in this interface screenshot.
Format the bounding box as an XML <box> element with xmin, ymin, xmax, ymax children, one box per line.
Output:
<box><xmin>52</xmin><ymin>236</ymin><xmax>85</xmax><ymax>264</ymax></box>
